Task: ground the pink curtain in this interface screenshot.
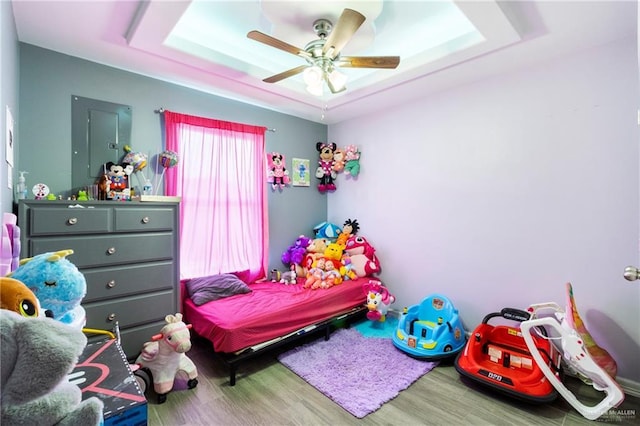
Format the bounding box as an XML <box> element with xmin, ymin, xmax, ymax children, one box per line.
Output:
<box><xmin>164</xmin><ymin>110</ymin><xmax>268</xmax><ymax>281</ymax></box>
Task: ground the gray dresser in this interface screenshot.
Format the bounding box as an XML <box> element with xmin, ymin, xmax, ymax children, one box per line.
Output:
<box><xmin>18</xmin><ymin>200</ymin><xmax>180</xmax><ymax>359</ymax></box>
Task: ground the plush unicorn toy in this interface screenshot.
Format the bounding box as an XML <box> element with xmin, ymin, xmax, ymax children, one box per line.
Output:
<box><xmin>363</xmin><ymin>280</ymin><xmax>395</xmax><ymax>322</ymax></box>
<box><xmin>135</xmin><ymin>313</ymin><xmax>198</xmax><ymax>403</ymax></box>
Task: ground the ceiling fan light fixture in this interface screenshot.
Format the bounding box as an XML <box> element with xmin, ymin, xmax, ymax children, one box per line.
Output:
<box><xmin>303</xmin><ymin>65</ymin><xmax>324</xmax><ymax>86</ymax></box>
<box><xmin>327</xmin><ymin>69</ymin><xmax>348</xmax><ymax>92</ymax></box>
<box><xmin>306</xmin><ymin>82</ymin><xmax>324</xmax><ymax>96</ymax></box>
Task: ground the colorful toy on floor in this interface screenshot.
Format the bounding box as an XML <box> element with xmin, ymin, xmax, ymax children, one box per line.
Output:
<box><xmin>0</xmin><ymin>309</ymin><xmax>104</xmax><ymax>425</ymax></box>
<box><xmin>520</xmin><ymin>296</ymin><xmax>624</xmax><ymax>420</ymax></box>
<box><xmin>394</xmin><ymin>294</ymin><xmax>466</xmax><ymax>360</ymax></box>
<box><xmin>362</xmin><ymin>280</ymin><xmax>395</xmax><ymax>322</ymax></box>
<box><xmin>9</xmin><ymin>249</ymin><xmax>87</xmax><ymax>329</ymax></box>
<box><xmin>565</xmin><ymin>282</ymin><xmax>617</xmax><ymax>379</ymax></box>
<box><xmin>454</xmin><ymin>307</ymin><xmax>560</xmax><ymax>403</ymax></box>
<box><xmin>134</xmin><ymin>313</ymin><xmax>198</xmax><ymax>404</ymax></box>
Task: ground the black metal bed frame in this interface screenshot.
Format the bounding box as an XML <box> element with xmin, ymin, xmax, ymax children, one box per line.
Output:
<box><xmin>216</xmin><ymin>305</ymin><xmax>367</xmax><ymax>386</ymax></box>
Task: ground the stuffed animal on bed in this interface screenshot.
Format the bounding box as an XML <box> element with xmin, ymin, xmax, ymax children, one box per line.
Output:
<box><xmin>135</xmin><ymin>313</ymin><xmax>198</xmax><ymax>404</ymax></box>
<box><xmin>9</xmin><ymin>249</ymin><xmax>87</xmax><ymax>328</ymax></box>
<box><xmin>336</xmin><ymin>218</ymin><xmax>359</xmax><ymax>248</ymax></box>
<box><xmin>344</xmin><ymin>235</ymin><xmax>381</xmax><ymax>277</ymax></box>
<box><xmin>0</xmin><ymin>309</ymin><xmax>104</xmax><ymax>426</ymax></box>
<box><xmin>301</xmin><ymin>237</ymin><xmax>330</xmax><ymax>275</ymax></box>
<box><xmin>281</xmin><ymin>235</ymin><xmax>312</xmax><ymax>275</ymax></box>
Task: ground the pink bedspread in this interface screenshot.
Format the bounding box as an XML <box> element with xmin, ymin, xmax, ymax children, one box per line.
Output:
<box><xmin>183</xmin><ymin>277</ymin><xmax>368</xmax><ymax>353</ymax></box>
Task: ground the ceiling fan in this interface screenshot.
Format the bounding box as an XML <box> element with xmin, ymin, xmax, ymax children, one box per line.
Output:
<box><xmin>247</xmin><ymin>8</ymin><xmax>400</xmax><ymax>95</ymax></box>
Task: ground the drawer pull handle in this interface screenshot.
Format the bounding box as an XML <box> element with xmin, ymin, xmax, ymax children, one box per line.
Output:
<box><xmin>142</xmin><ymin>216</ymin><xmax>150</xmax><ymax>224</ymax></box>
<box><xmin>68</xmin><ymin>217</ymin><xmax>78</xmax><ymax>225</ymax></box>
<box><xmin>107</xmin><ymin>247</ymin><xmax>116</xmax><ymax>255</ymax></box>
<box><xmin>107</xmin><ymin>313</ymin><xmax>116</xmax><ymax>322</ymax></box>
<box><xmin>107</xmin><ymin>280</ymin><xmax>116</xmax><ymax>289</ymax></box>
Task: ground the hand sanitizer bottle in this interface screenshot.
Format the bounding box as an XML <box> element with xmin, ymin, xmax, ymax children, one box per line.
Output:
<box><xmin>16</xmin><ymin>171</ymin><xmax>28</xmax><ymax>200</ymax></box>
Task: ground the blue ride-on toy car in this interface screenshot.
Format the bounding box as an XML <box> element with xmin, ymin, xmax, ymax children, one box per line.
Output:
<box><xmin>393</xmin><ymin>294</ymin><xmax>466</xmax><ymax>360</ymax></box>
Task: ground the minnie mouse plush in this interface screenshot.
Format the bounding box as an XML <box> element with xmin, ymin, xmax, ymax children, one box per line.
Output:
<box><xmin>267</xmin><ymin>152</ymin><xmax>290</xmax><ymax>190</ymax></box>
<box><xmin>315</xmin><ymin>142</ymin><xmax>337</xmax><ymax>193</ymax></box>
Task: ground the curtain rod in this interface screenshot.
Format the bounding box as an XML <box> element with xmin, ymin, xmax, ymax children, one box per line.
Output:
<box><xmin>154</xmin><ymin>107</ymin><xmax>276</xmax><ymax>132</ymax></box>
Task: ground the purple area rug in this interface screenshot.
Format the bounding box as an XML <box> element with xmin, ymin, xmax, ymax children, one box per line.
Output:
<box><xmin>278</xmin><ymin>327</ymin><xmax>438</xmax><ymax>418</ymax></box>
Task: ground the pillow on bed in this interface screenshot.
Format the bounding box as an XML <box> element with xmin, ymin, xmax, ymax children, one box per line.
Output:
<box><xmin>186</xmin><ymin>273</ymin><xmax>251</xmax><ymax>306</ymax></box>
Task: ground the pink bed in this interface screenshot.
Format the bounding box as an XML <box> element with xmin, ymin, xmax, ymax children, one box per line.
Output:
<box><xmin>182</xmin><ymin>276</ymin><xmax>368</xmax><ymax>384</ymax></box>
<box><xmin>184</xmin><ymin>277</ymin><xmax>368</xmax><ymax>353</ymax></box>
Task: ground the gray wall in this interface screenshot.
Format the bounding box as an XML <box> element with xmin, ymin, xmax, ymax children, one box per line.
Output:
<box><xmin>17</xmin><ymin>43</ymin><xmax>328</xmax><ymax>272</ymax></box>
<box><xmin>1</xmin><ymin>1</ymin><xmax>19</xmax><ymax>214</ymax></box>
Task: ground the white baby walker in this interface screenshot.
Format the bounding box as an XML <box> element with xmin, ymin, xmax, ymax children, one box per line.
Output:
<box><xmin>520</xmin><ymin>302</ymin><xmax>624</xmax><ymax>420</ymax></box>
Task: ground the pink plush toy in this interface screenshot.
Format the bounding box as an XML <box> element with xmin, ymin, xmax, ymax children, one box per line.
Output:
<box><xmin>362</xmin><ymin>280</ymin><xmax>395</xmax><ymax>322</ymax></box>
<box><xmin>344</xmin><ymin>235</ymin><xmax>381</xmax><ymax>277</ymax></box>
<box><xmin>135</xmin><ymin>313</ymin><xmax>198</xmax><ymax>403</ymax></box>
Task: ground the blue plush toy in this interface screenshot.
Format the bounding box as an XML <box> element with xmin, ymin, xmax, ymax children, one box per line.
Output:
<box><xmin>9</xmin><ymin>249</ymin><xmax>87</xmax><ymax>329</ymax></box>
<box><xmin>313</xmin><ymin>221</ymin><xmax>342</xmax><ymax>241</ymax></box>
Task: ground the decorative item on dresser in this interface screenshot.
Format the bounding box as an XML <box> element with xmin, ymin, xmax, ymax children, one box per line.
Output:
<box><xmin>18</xmin><ymin>200</ymin><xmax>180</xmax><ymax>359</ymax></box>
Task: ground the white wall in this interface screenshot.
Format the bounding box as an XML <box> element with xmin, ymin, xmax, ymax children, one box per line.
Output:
<box><xmin>329</xmin><ymin>37</ymin><xmax>640</xmax><ymax>386</ymax></box>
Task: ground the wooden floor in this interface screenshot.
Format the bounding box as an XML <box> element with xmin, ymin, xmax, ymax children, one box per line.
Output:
<box><xmin>147</xmin><ymin>333</ymin><xmax>639</xmax><ymax>426</ymax></box>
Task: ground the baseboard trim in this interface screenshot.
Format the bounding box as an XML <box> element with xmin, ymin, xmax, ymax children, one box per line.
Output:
<box><xmin>617</xmin><ymin>377</ymin><xmax>640</xmax><ymax>398</ymax></box>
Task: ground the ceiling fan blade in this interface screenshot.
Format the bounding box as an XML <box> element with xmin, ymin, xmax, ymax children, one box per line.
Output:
<box><xmin>247</xmin><ymin>30</ymin><xmax>309</xmax><ymax>58</ymax></box>
<box><xmin>263</xmin><ymin>65</ymin><xmax>309</xmax><ymax>83</ymax></box>
<box><xmin>337</xmin><ymin>56</ymin><xmax>400</xmax><ymax>69</ymax></box>
<box><xmin>323</xmin><ymin>8</ymin><xmax>365</xmax><ymax>59</ymax></box>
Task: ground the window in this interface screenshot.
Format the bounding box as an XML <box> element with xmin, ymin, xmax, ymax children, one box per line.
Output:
<box><xmin>164</xmin><ymin>111</ymin><xmax>268</xmax><ymax>281</ymax></box>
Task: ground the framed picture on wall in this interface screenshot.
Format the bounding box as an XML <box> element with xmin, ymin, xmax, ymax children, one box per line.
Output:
<box><xmin>291</xmin><ymin>158</ymin><xmax>310</xmax><ymax>187</ymax></box>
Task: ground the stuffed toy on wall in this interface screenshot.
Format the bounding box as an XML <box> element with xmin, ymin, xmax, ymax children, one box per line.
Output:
<box><xmin>266</xmin><ymin>152</ymin><xmax>290</xmax><ymax>190</ymax></box>
<box><xmin>9</xmin><ymin>249</ymin><xmax>87</xmax><ymax>329</ymax></box>
<box><xmin>0</xmin><ymin>309</ymin><xmax>104</xmax><ymax>425</ymax></box>
<box><xmin>343</xmin><ymin>144</ymin><xmax>361</xmax><ymax>177</ymax></box>
<box><xmin>315</xmin><ymin>142</ymin><xmax>337</xmax><ymax>193</ymax></box>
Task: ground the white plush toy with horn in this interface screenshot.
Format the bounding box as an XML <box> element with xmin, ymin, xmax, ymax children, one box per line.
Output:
<box><xmin>363</xmin><ymin>280</ymin><xmax>395</xmax><ymax>322</ymax></box>
<box><xmin>135</xmin><ymin>313</ymin><xmax>198</xmax><ymax>403</ymax></box>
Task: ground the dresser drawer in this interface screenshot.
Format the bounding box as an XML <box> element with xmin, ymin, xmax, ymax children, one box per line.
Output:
<box><xmin>28</xmin><ymin>232</ymin><xmax>174</xmax><ymax>268</ymax></box>
<box><xmin>84</xmin><ymin>290</ymin><xmax>175</xmax><ymax>330</ymax></box>
<box><xmin>29</xmin><ymin>207</ymin><xmax>112</xmax><ymax>236</ymax></box>
<box><xmin>83</xmin><ymin>261</ymin><xmax>175</xmax><ymax>303</ymax></box>
<box><xmin>115</xmin><ymin>207</ymin><xmax>175</xmax><ymax>232</ymax></box>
